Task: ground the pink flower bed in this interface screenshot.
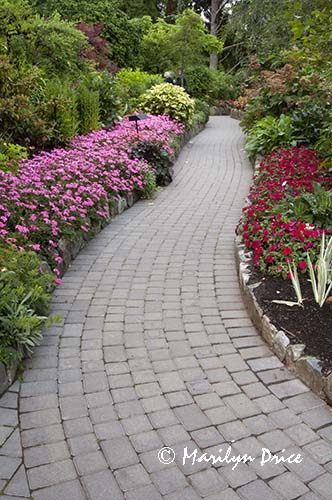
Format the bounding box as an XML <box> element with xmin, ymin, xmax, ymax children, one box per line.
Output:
<box><xmin>238</xmin><ymin>146</ymin><xmax>332</xmax><ymax>276</ymax></box>
<box><xmin>0</xmin><ymin>115</ymin><xmax>184</xmax><ymax>280</ymax></box>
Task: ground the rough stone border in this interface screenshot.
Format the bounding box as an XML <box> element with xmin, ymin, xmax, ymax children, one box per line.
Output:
<box><xmin>235</xmin><ymin>158</ymin><xmax>332</xmax><ymax>404</ymax></box>
<box><xmin>0</xmin><ymin>122</ymin><xmax>206</xmax><ymax>397</ymax></box>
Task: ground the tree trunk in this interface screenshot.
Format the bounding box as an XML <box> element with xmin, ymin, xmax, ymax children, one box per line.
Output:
<box><xmin>209</xmin><ymin>0</ymin><xmax>220</xmax><ymax>70</ymax></box>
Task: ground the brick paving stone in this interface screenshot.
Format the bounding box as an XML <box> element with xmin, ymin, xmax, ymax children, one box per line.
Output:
<box><xmin>101</xmin><ymin>436</ymin><xmax>139</xmax><ymax>469</ymax></box>
<box><xmin>164</xmin><ymin>486</ymin><xmax>201</xmax><ymax>500</ymax></box>
<box><xmin>237</xmin><ymin>479</ymin><xmax>281</xmax><ymax>500</ymax></box>
<box><xmin>82</xmin><ymin>469</ymin><xmax>124</xmax><ymax>500</ymax></box>
<box><xmin>24</xmin><ymin>441</ymin><xmax>70</xmax><ymax>468</ymax></box>
<box><xmin>174</xmin><ymin>405</ymin><xmax>210</xmax><ymax>431</ymax></box>
<box><xmin>125</xmin><ymin>483</ymin><xmax>162</xmax><ymax>500</ymax></box>
<box><xmin>191</xmin><ymin>427</ymin><xmax>224</xmax><ymax>448</ymax></box>
<box><xmin>224</xmin><ymin>394</ymin><xmax>260</xmax><ymax>418</ymax></box>
<box><xmin>309</xmin><ymin>472</ymin><xmax>332</xmax><ymax>498</ymax></box>
<box><xmin>151</xmin><ymin>467</ymin><xmax>188</xmax><ymax>495</ymax></box>
<box><xmin>283</xmin><ymin>446</ymin><xmax>324</xmax><ymax>482</ymax></box>
<box><xmin>115</xmin><ymin>463</ymin><xmax>151</xmax><ymax>491</ymax></box>
<box><xmin>74</xmin><ymin>450</ymin><xmax>108</xmax><ymax>475</ymax></box>
<box><xmin>130</xmin><ymin>430</ymin><xmax>163</xmax><ymax>453</ymax></box>
<box><xmin>27</xmin><ymin>459</ymin><xmax>77</xmax><ymax>490</ymax></box>
<box><xmin>2</xmin><ymin>116</ymin><xmax>332</xmax><ymax>500</ymax></box>
<box><xmin>269</xmin><ymin>471</ymin><xmax>309</xmax><ymax>499</ymax></box>
<box><xmin>189</xmin><ymin>468</ymin><xmax>227</xmax><ymax>496</ymax></box>
<box><xmin>32</xmin><ymin>480</ymin><xmax>86</xmax><ymax>500</ymax></box>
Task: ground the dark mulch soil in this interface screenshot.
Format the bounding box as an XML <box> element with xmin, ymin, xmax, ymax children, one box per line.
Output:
<box><xmin>250</xmin><ymin>265</ymin><xmax>332</xmax><ymax>374</ymax></box>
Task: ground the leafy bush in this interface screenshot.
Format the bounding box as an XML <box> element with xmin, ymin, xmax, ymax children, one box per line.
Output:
<box><xmin>316</xmin><ymin>123</ymin><xmax>332</xmax><ymax>161</ymax></box>
<box><xmin>115</xmin><ymin>68</ymin><xmax>162</xmax><ymax>112</ymax></box>
<box><xmin>77</xmin><ymin>85</ymin><xmax>100</xmax><ymax>134</ymax></box>
<box><xmin>0</xmin><ymin>245</ymin><xmax>55</xmax><ymax>365</ymax></box>
<box><xmin>39</xmin><ymin>79</ymin><xmax>80</xmax><ymax>145</ymax></box>
<box><xmin>85</xmin><ymin>71</ymin><xmax>123</xmax><ymax>127</ymax></box>
<box><xmin>185</xmin><ymin>66</ymin><xmax>217</xmax><ymax>99</ymax></box>
<box><xmin>290</xmin><ymin>101</ymin><xmax>330</xmax><ymax>147</ymax></box>
<box><xmin>212</xmin><ymin>71</ymin><xmax>245</xmax><ymax>101</ymax></box>
<box><xmin>0</xmin><ymin>142</ymin><xmax>28</xmax><ymax>173</ymax></box>
<box><xmin>245</xmin><ymin>114</ymin><xmax>296</xmax><ymax>160</ymax></box>
<box><xmin>191</xmin><ymin>98</ymin><xmax>210</xmax><ymax>128</ymax></box>
<box><xmin>138</xmin><ymin>83</ymin><xmax>195</xmax><ymax>128</ymax></box>
<box><xmin>131</xmin><ymin>140</ymin><xmax>173</xmax><ymax>186</ymax></box>
<box><xmin>273</xmin><ymin>183</ymin><xmax>332</xmax><ymax>228</ymax></box>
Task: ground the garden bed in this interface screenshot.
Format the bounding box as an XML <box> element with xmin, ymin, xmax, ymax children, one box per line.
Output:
<box><xmin>251</xmin><ymin>265</ymin><xmax>332</xmax><ymax>372</ymax></box>
<box><xmin>236</xmin><ymin>149</ymin><xmax>332</xmax><ymax>403</ymax></box>
<box><xmin>236</xmin><ymin>236</ymin><xmax>332</xmax><ymax>403</ymax></box>
<box><xmin>0</xmin><ymin>119</ymin><xmax>206</xmax><ymax>397</ymax></box>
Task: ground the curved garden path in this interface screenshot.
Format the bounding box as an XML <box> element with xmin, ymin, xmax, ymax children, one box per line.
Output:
<box><xmin>1</xmin><ymin>116</ymin><xmax>332</xmax><ymax>500</ymax></box>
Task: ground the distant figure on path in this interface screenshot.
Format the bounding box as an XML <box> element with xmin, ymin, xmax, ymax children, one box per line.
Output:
<box><xmin>175</xmin><ymin>69</ymin><xmax>188</xmax><ymax>92</ymax></box>
<box><xmin>164</xmin><ymin>71</ymin><xmax>174</xmax><ymax>84</ymax></box>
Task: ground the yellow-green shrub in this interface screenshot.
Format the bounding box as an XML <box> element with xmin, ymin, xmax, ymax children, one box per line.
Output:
<box><xmin>138</xmin><ymin>83</ymin><xmax>195</xmax><ymax>128</ymax></box>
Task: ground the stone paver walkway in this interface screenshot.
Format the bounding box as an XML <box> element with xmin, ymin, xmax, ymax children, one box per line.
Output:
<box><xmin>1</xmin><ymin>116</ymin><xmax>332</xmax><ymax>499</ymax></box>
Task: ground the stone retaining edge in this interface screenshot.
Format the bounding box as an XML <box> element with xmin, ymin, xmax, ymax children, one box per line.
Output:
<box><xmin>235</xmin><ymin>157</ymin><xmax>332</xmax><ymax>404</ymax></box>
<box><xmin>0</xmin><ymin>122</ymin><xmax>206</xmax><ymax>397</ymax></box>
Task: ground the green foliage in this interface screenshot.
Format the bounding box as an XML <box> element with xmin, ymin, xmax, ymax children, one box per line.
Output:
<box><xmin>141</xmin><ymin>9</ymin><xmax>223</xmax><ymax>73</ymax></box>
<box><xmin>185</xmin><ymin>65</ymin><xmax>216</xmax><ymax>98</ymax></box>
<box><xmin>77</xmin><ymin>85</ymin><xmax>100</xmax><ymax>134</ymax></box>
<box><xmin>83</xmin><ymin>71</ymin><xmax>123</xmax><ymax>127</ymax></box>
<box><xmin>245</xmin><ymin>114</ymin><xmax>296</xmax><ymax>160</ymax></box>
<box><xmin>290</xmin><ymin>101</ymin><xmax>329</xmax><ymax>147</ymax></box>
<box><xmin>40</xmin><ymin>79</ymin><xmax>80</xmax><ymax>145</ymax></box>
<box><xmin>0</xmin><ymin>245</ymin><xmax>56</xmax><ymax>365</ymax></box>
<box><xmin>138</xmin><ymin>82</ymin><xmax>195</xmax><ymax>127</ymax></box>
<box><xmin>121</xmin><ymin>0</ymin><xmax>160</xmax><ymax>19</ymax></box>
<box><xmin>290</xmin><ymin>8</ymin><xmax>332</xmax><ymax>76</ymax></box>
<box><xmin>0</xmin><ymin>142</ymin><xmax>28</xmax><ymax>172</ymax></box>
<box><xmin>316</xmin><ymin>123</ymin><xmax>332</xmax><ymax>161</ymax></box>
<box><xmin>31</xmin><ymin>13</ymin><xmax>90</xmax><ymax>77</ymax></box>
<box><xmin>274</xmin><ymin>183</ymin><xmax>332</xmax><ymax>228</ymax></box>
<box><xmin>212</xmin><ymin>71</ymin><xmax>244</xmax><ymax>100</ymax></box>
<box><xmin>131</xmin><ymin>139</ymin><xmax>174</xmax><ymax>186</ymax></box>
<box><xmin>141</xmin><ymin>168</ymin><xmax>157</xmax><ymax>198</ymax></box>
<box><xmin>192</xmin><ymin>98</ymin><xmax>209</xmax><ymax>126</ymax></box>
<box><xmin>115</xmin><ymin>68</ymin><xmax>163</xmax><ymax>112</ymax></box>
<box><xmin>32</xmin><ymin>0</ymin><xmax>138</xmax><ymax>67</ymax></box>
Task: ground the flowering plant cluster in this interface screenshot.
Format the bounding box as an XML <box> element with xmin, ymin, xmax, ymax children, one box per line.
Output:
<box><xmin>238</xmin><ymin>146</ymin><xmax>332</xmax><ymax>276</ymax></box>
<box><xmin>0</xmin><ymin>115</ymin><xmax>184</xmax><ymax>282</ymax></box>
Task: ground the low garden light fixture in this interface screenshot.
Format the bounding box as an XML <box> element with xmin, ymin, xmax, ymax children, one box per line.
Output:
<box><xmin>128</xmin><ymin>113</ymin><xmax>149</xmax><ymax>136</ymax></box>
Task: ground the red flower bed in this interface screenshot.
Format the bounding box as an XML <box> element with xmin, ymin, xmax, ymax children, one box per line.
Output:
<box><xmin>238</xmin><ymin>146</ymin><xmax>332</xmax><ymax>276</ymax></box>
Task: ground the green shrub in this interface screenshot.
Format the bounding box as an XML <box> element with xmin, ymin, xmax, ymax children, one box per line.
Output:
<box><xmin>40</xmin><ymin>79</ymin><xmax>80</xmax><ymax>145</ymax></box>
<box><xmin>130</xmin><ymin>140</ymin><xmax>174</xmax><ymax>186</ymax></box>
<box><xmin>138</xmin><ymin>83</ymin><xmax>195</xmax><ymax>128</ymax></box>
<box><xmin>0</xmin><ymin>245</ymin><xmax>56</xmax><ymax>365</ymax></box>
<box><xmin>273</xmin><ymin>182</ymin><xmax>332</xmax><ymax>228</ymax></box>
<box><xmin>316</xmin><ymin>123</ymin><xmax>332</xmax><ymax>162</ymax></box>
<box><xmin>77</xmin><ymin>85</ymin><xmax>100</xmax><ymax>134</ymax></box>
<box><xmin>193</xmin><ymin>99</ymin><xmax>210</xmax><ymax>125</ymax></box>
<box><xmin>86</xmin><ymin>71</ymin><xmax>123</xmax><ymax>127</ymax></box>
<box><xmin>0</xmin><ymin>142</ymin><xmax>28</xmax><ymax>173</ymax></box>
<box><xmin>141</xmin><ymin>168</ymin><xmax>157</xmax><ymax>198</ymax></box>
<box><xmin>212</xmin><ymin>71</ymin><xmax>244</xmax><ymax>100</ymax></box>
<box><xmin>245</xmin><ymin>114</ymin><xmax>296</xmax><ymax>160</ymax></box>
<box><xmin>115</xmin><ymin>68</ymin><xmax>162</xmax><ymax>112</ymax></box>
<box><xmin>290</xmin><ymin>101</ymin><xmax>330</xmax><ymax>147</ymax></box>
<box><xmin>185</xmin><ymin>66</ymin><xmax>217</xmax><ymax>99</ymax></box>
